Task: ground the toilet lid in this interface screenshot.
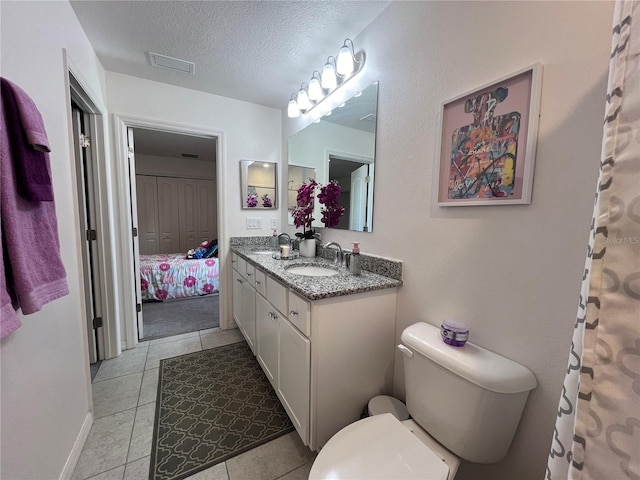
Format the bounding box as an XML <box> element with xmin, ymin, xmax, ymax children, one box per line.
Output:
<box><xmin>309</xmin><ymin>413</ymin><xmax>450</xmax><ymax>480</ymax></box>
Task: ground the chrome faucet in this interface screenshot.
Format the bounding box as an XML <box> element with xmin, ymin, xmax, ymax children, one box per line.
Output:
<box><xmin>278</xmin><ymin>233</ymin><xmax>291</xmax><ymax>245</ymax></box>
<box><xmin>323</xmin><ymin>241</ymin><xmax>343</xmax><ymax>267</ymax></box>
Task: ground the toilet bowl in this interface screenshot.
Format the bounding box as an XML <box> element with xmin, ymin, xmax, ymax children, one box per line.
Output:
<box><xmin>309</xmin><ymin>413</ymin><xmax>458</xmax><ymax>480</ymax></box>
<box><xmin>309</xmin><ymin>322</ymin><xmax>537</xmax><ymax>479</ymax></box>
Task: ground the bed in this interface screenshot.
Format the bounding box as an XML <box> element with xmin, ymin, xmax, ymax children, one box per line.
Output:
<box><xmin>139</xmin><ymin>253</ymin><xmax>220</xmax><ymax>301</ymax></box>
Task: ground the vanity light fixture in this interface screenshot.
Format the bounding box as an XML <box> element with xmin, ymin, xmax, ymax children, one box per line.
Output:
<box><xmin>287</xmin><ymin>38</ymin><xmax>366</xmax><ymax>118</ymax></box>
<box><xmin>287</xmin><ymin>94</ymin><xmax>300</xmax><ymax>118</ymax></box>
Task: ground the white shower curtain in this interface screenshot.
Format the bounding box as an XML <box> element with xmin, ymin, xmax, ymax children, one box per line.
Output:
<box><xmin>546</xmin><ymin>1</ymin><xmax>640</xmax><ymax>479</ymax></box>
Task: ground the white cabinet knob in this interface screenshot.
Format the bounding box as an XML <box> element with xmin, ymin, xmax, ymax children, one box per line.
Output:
<box><xmin>289</xmin><ymin>310</ymin><xmax>299</xmax><ymax>317</ymax></box>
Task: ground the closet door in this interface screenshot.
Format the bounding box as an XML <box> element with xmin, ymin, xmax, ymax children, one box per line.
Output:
<box><xmin>156</xmin><ymin>177</ymin><xmax>180</xmax><ymax>253</ymax></box>
<box><xmin>197</xmin><ymin>179</ymin><xmax>217</xmax><ymax>243</ymax></box>
<box><xmin>136</xmin><ymin>175</ymin><xmax>159</xmax><ymax>255</ymax></box>
<box><xmin>178</xmin><ymin>178</ymin><xmax>199</xmax><ymax>252</ymax></box>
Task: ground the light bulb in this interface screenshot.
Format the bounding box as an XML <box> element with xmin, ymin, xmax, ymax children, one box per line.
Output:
<box><xmin>297</xmin><ymin>87</ymin><xmax>311</xmax><ymax>111</ymax></box>
<box><xmin>287</xmin><ymin>98</ymin><xmax>300</xmax><ymax>118</ymax></box>
<box><xmin>308</xmin><ymin>77</ymin><xmax>323</xmax><ymax>101</ymax></box>
<box><xmin>336</xmin><ymin>44</ymin><xmax>355</xmax><ymax>75</ymax></box>
<box><xmin>321</xmin><ymin>61</ymin><xmax>337</xmax><ymax>90</ymax></box>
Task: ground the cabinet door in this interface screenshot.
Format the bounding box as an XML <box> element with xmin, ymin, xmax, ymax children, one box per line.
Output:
<box><xmin>135</xmin><ymin>175</ymin><xmax>159</xmax><ymax>255</ymax></box>
<box><xmin>256</xmin><ymin>293</ymin><xmax>278</xmax><ymax>388</ymax></box>
<box><xmin>156</xmin><ymin>177</ymin><xmax>180</xmax><ymax>253</ymax></box>
<box><xmin>197</xmin><ymin>179</ymin><xmax>217</xmax><ymax>243</ymax></box>
<box><xmin>232</xmin><ymin>269</ymin><xmax>243</xmax><ymax>329</ymax></box>
<box><xmin>178</xmin><ymin>178</ymin><xmax>199</xmax><ymax>252</ymax></box>
<box><xmin>278</xmin><ymin>316</ymin><xmax>310</xmax><ymax>445</ymax></box>
<box><xmin>240</xmin><ymin>278</ymin><xmax>256</xmax><ymax>354</ymax></box>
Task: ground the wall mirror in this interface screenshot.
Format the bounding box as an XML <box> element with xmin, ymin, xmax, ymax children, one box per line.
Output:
<box><xmin>240</xmin><ymin>160</ymin><xmax>277</xmax><ymax>209</ymax></box>
<box><xmin>288</xmin><ymin>81</ymin><xmax>378</xmax><ymax>232</ymax></box>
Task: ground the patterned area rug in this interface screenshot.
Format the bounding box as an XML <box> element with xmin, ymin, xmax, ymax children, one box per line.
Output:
<box><xmin>150</xmin><ymin>341</ymin><xmax>294</xmax><ymax>480</ymax></box>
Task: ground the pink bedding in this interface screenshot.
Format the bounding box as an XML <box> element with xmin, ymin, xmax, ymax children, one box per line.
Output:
<box><xmin>140</xmin><ymin>253</ymin><xmax>219</xmax><ymax>301</ymax></box>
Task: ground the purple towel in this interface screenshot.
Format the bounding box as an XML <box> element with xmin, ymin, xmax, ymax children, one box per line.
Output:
<box><xmin>1</xmin><ymin>78</ymin><xmax>68</xmax><ymax>338</ymax></box>
<box><xmin>1</xmin><ymin>78</ymin><xmax>54</xmax><ymax>202</ymax></box>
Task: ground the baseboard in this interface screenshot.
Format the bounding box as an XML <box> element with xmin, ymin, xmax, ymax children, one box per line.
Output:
<box><xmin>59</xmin><ymin>412</ymin><xmax>93</xmax><ymax>480</ymax></box>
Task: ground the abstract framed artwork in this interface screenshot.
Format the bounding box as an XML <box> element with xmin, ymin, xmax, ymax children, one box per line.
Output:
<box><xmin>436</xmin><ymin>64</ymin><xmax>542</xmax><ymax>206</ymax></box>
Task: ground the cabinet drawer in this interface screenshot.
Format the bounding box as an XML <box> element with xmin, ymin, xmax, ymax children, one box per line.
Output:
<box><xmin>237</xmin><ymin>257</ymin><xmax>247</xmax><ymax>280</ymax></box>
<box><xmin>288</xmin><ymin>291</ymin><xmax>310</xmax><ymax>336</ymax></box>
<box><xmin>244</xmin><ymin>263</ymin><xmax>255</xmax><ymax>283</ymax></box>
<box><xmin>254</xmin><ymin>269</ymin><xmax>266</xmax><ymax>296</ymax></box>
<box><xmin>266</xmin><ymin>276</ymin><xmax>287</xmax><ymax>317</ymax></box>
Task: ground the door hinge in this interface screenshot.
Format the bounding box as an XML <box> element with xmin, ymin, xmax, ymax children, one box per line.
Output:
<box><xmin>92</xmin><ymin>317</ymin><xmax>103</xmax><ymax>329</ymax></box>
<box><xmin>136</xmin><ymin>303</ymin><xmax>142</xmax><ymax>313</ymax></box>
<box><xmin>365</xmin><ymin>175</ymin><xmax>370</xmax><ymax>183</ymax></box>
<box><xmin>86</xmin><ymin>229</ymin><xmax>97</xmax><ymax>241</ymax></box>
<box><xmin>127</xmin><ymin>146</ymin><xmax>134</xmax><ymax>159</ymax></box>
<box><xmin>132</xmin><ymin>227</ymin><xmax>138</xmax><ymax>238</ymax></box>
<box><xmin>79</xmin><ymin>133</ymin><xmax>91</xmax><ymax>148</ymax></box>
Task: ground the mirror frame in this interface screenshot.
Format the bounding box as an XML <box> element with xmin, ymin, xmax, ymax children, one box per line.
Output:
<box><xmin>240</xmin><ymin>160</ymin><xmax>278</xmax><ymax>209</ymax></box>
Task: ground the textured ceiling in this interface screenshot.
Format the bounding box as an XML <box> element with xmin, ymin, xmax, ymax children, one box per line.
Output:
<box><xmin>70</xmin><ymin>0</ymin><xmax>390</xmax><ymax>110</ymax></box>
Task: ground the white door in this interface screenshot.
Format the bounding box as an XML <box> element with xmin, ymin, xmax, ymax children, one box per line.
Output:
<box><xmin>127</xmin><ymin>127</ymin><xmax>144</xmax><ymax>339</ymax></box>
<box><xmin>72</xmin><ymin>107</ymin><xmax>103</xmax><ymax>362</ymax></box>
<box><xmin>178</xmin><ymin>178</ymin><xmax>199</xmax><ymax>252</ymax></box>
<box><xmin>349</xmin><ymin>164</ymin><xmax>368</xmax><ymax>231</ymax></box>
<box><xmin>156</xmin><ymin>177</ymin><xmax>180</xmax><ymax>253</ymax></box>
<box><xmin>135</xmin><ymin>175</ymin><xmax>159</xmax><ymax>255</ymax></box>
<box><xmin>197</xmin><ymin>179</ymin><xmax>216</xmax><ymax>243</ymax></box>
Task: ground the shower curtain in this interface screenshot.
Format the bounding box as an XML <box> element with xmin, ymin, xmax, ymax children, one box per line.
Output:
<box><xmin>546</xmin><ymin>2</ymin><xmax>640</xmax><ymax>479</ymax></box>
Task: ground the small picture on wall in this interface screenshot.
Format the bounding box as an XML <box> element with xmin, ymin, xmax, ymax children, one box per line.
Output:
<box><xmin>436</xmin><ymin>64</ymin><xmax>542</xmax><ymax>206</ymax></box>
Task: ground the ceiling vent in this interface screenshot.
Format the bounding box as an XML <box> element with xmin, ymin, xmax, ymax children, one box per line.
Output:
<box><xmin>148</xmin><ymin>52</ymin><xmax>195</xmax><ymax>75</ymax></box>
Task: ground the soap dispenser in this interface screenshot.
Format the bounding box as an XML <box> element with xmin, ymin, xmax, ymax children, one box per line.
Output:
<box><xmin>349</xmin><ymin>242</ymin><xmax>362</xmax><ymax>275</ymax></box>
<box><xmin>271</xmin><ymin>229</ymin><xmax>278</xmax><ymax>249</ymax></box>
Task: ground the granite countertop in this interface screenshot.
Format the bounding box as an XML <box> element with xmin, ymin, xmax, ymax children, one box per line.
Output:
<box><xmin>232</xmin><ymin>246</ymin><xmax>402</xmax><ymax>301</ymax></box>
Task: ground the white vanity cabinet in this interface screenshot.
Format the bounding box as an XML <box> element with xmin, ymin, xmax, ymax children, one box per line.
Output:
<box><xmin>232</xmin><ymin>255</ymin><xmax>256</xmax><ymax>353</ymax></box>
<box><xmin>248</xmin><ymin>263</ymin><xmax>397</xmax><ymax>451</ymax></box>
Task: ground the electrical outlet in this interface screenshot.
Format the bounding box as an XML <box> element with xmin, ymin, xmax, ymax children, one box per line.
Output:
<box><xmin>246</xmin><ymin>217</ymin><xmax>262</xmax><ymax>229</ymax></box>
<box><xmin>271</xmin><ymin>218</ymin><xmax>278</xmax><ymax>229</ymax></box>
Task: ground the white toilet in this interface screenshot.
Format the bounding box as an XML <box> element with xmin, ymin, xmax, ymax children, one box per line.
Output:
<box><xmin>309</xmin><ymin>322</ymin><xmax>537</xmax><ymax>480</ymax></box>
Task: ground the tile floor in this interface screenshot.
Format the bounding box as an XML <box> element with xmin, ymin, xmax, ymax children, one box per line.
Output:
<box><xmin>72</xmin><ymin>328</ymin><xmax>317</xmax><ymax>480</ymax></box>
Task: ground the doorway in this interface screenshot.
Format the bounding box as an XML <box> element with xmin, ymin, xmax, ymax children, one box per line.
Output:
<box><xmin>129</xmin><ymin>127</ymin><xmax>220</xmax><ymax>342</ymax></box>
<box><xmin>113</xmin><ymin>115</ymin><xmax>227</xmax><ymax>349</ymax></box>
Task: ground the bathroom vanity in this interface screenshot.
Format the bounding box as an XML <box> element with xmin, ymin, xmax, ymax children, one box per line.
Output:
<box><xmin>231</xmin><ymin>245</ymin><xmax>402</xmax><ymax>451</ymax></box>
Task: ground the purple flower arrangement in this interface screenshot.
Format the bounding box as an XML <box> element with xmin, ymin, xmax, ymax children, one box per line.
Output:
<box><xmin>317</xmin><ymin>180</ymin><xmax>345</xmax><ymax>228</ymax></box>
<box><xmin>292</xmin><ymin>179</ymin><xmax>344</xmax><ymax>238</ymax></box>
<box><xmin>246</xmin><ymin>193</ymin><xmax>258</xmax><ymax>208</ymax></box>
<box><xmin>261</xmin><ymin>193</ymin><xmax>272</xmax><ymax>208</ymax></box>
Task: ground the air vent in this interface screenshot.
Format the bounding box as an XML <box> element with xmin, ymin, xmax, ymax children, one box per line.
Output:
<box><xmin>148</xmin><ymin>52</ymin><xmax>195</xmax><ymax>75</ymax></box>
<box><xmin>182</xmin><ymin>153</ymin><xmax>199</xmax><ymax>159</ymax></box>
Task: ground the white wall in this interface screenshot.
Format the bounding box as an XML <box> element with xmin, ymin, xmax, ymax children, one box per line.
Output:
<box><xmin>0</xmin><ymin>1</ymin><xmax>108</xmax><ymax>478</ymax></box>
<box><xmin>284</xmin><ymin>1</ymin><xmax>614</xmax><ymax>478</ymax></box>
<box><xmin>135</xmin><ymin>154</ymin><xmax>216</xmax><ymax>180</ymax></box>
<box><xmin>105</xmin><ymin>72</ymin><xmax>282</xmax><ymax>336</ymax></box>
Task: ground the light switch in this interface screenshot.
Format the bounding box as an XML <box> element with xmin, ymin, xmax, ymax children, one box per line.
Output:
<box><xmin>246</xmin><ymin>217</ymin><xmax>262</xmax><ymax>229</ymax></box>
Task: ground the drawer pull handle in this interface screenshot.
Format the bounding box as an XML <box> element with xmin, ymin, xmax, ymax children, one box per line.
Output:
<box><xmin>289</xmin><ymin>310</ymin><xmax>299</xmax><ymax>317</ymax></box>
<box><xmin>236</xmin><ymin>279</ymin><xmax>242</xmax><ymax>284</ymax></box>
<box><xmin>255</xmin><ymin>280</ymin><xmax>261</xmax><ymax>285</ymax></box>
<box><xmin>246</xmin><ymin>272</ymin><xmax>252</xmax><ymax>277</ymax></box>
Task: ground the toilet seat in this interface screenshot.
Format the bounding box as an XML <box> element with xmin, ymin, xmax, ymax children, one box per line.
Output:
<box><xmin>308</xmin><ymin>413</ymin><xmax>450</xmax><ymax>480</ymax></box>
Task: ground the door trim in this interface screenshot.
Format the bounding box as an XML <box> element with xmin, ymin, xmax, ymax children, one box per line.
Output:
<box><xmin>64</xmin><ymin>50</ymin><xmax>120</xmax><ymax>362</ymax></box>
<box><xmin>112</xmin><ymin>114</ymin><xmax>227</xmax><ymax>349</ymax></box>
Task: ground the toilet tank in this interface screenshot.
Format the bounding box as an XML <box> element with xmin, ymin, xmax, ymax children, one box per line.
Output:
<box><xmin>400</xmin><ymin>322</ymin><xmax>536</xmax><ymax>464</ymax></box>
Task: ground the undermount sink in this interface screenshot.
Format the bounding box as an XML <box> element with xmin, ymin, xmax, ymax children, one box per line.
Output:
<box><xmin>285</xmin><ymin>265</ymin><xmax>339</xmax><ymax>277</ymax></box>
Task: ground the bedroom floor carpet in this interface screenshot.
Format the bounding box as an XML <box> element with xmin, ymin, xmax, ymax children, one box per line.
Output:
<box><xmin>150</xmin><ymin>341</ymin><xmax>295</xmax><ymax>480</ymax></box>
<box><xmin>142</xmin><ymin>294</ymin><xmax>219</xmax><ymax>341</ymax></box>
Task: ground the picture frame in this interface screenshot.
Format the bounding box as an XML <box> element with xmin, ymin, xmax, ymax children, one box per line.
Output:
<box><xmin>436</xmin><ymin>63</ymin><xmax>542</xmax><ymax>206</ymax></box>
